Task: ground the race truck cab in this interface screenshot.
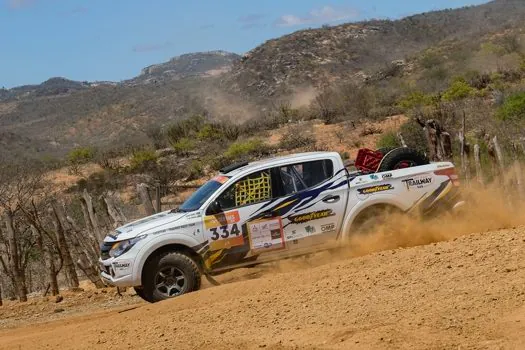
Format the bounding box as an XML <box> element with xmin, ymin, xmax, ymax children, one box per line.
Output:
<box><xmin>99</xmin><ymin>147</ymin><xmax>463</xmax><ymax>302</ymax></box>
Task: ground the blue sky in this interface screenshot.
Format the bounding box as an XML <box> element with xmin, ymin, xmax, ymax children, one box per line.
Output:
<box><xmin>1</xmin><ymin>0</ymin><xmax>490</xmax><ymax>88</ymax></box>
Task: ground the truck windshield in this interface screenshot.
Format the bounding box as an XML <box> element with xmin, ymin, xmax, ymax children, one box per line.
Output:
<box><xmin>178</xmin><ymin>177</ymin><xmax>227</xmax><ymax>212</ymax></box>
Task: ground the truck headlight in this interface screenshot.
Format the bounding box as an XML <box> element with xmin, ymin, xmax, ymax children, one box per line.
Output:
<box><xmin>109</xmin><ymin>235</ymin><xmax>147</xmax><ymax>258</ymax></box>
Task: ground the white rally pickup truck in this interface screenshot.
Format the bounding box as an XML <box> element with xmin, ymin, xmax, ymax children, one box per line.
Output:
<box><xmin>99</xmin><ymin>147</ymin><xmax>463</xmax><ymax>302</ymax></box>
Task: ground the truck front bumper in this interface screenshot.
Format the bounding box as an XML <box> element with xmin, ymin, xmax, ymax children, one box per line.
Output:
<box><xmin>99</xmin><ymin>258</ymin><xmax>138</xmax><ymax>288</ymax></box>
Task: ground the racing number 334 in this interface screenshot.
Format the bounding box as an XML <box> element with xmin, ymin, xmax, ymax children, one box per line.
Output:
<box><xmin>209</xmin><ymin>224</ymin><xmax>241</xmax><ymax>241</ymax></box>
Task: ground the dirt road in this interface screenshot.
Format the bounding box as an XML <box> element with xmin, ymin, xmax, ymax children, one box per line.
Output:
<box><xmin>1</xmin><ymin>224</ymin><xmax>524</xmax><ymax>350</ymax></box>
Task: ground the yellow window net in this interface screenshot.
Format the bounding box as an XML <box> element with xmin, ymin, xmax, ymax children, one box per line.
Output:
<box><xmin>235</xmin><ymin>171</ymin><xmax>272</xmax><ymax>206</ymax></box>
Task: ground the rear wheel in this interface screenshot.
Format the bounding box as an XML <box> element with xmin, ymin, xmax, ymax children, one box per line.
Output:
<box><xmin>377</xmin><ymin>147</ymin><xmax>429</xmax><ymax>172</ymax></box>
<box><xmin>351</xmin><ymin>205</ymin><xmax>402</xmax><ymax>236</ymax></box>
<box><xmin>141</xmin><ymin>251</ymin><xmax>201</xmax><ymax>303</ymax></box>
<box><xmin>133</xmin><ymin>287</ymin><xmax>146</xmax><ymax>299</ymax></box>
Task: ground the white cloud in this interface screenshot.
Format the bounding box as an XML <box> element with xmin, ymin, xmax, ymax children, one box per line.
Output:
<box><xmin>275</xmin><ymin>5</ymin><xmax>359</xmax><ymax>27</ymax></box>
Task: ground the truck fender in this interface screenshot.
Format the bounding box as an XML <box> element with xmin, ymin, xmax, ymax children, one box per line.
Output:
<box><xmin>340</xmin><ymin>195</ymin><xmax>408</xmax><ymax>241</ymax></box>
<box><xmin>132</xmin><ymin>233</ymin><xmax>201</xmax><ymax>286</ymax></box>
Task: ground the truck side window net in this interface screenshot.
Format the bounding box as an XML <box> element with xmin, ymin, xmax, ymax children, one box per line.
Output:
<box><xmin>217</xmin><ymin>170</ymin><xmax>272</xmax><ymax>210</ymax></box>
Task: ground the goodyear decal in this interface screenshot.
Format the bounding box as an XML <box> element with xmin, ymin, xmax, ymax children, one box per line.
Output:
<box><xmin>358</xmin><ymin>184</ymin><xmax>393</xmax><ymax>195</ymax></box>
<box><xmin>288</xmin><ymin>209</ymin><xmax>335</xmax><ymax>224</ymax></box>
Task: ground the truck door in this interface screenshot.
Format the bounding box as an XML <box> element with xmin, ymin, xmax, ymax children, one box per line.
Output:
<box><xmin>201</xmin><ymin>169</ymin><xmax>282</xmax><ymax>271</ymax></box>
<box><xmin>274</xmin><ymin>158</ymin><xmax>348</xmax><ymax>249</ymax></box>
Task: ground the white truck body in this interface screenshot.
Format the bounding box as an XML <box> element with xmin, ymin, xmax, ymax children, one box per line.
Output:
<box><xmin>99</xmin><ymin>151</ymin><xmax>461</xmax><ymax>288</ymax></box>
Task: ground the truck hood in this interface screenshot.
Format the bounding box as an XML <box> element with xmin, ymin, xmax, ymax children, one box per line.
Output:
<box><xmin>106</xmin><ymin>210</ymin><xmax>191</xmax><ymax>242</ymax></box>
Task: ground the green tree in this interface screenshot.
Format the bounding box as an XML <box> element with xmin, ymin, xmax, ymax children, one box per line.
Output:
<box><xmin>496</xmin><ymin>92</ymin><xmax>525</xmax><ymax>120</ymax></box>
<box><xmin>442</xmin><ymin>79</ymin><xmax>475</xmax><ymax>101</ymax></box>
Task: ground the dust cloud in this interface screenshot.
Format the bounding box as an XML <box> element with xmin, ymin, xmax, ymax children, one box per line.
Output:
<box><xmin>290</xmin><ymin>86</ymin><xmax>318</xmax><ymax>109</ymax></box>
<box><xmin>261</xmin><ymin>183</ymin><xmax>525</xmax><ymax>275</ymax></box>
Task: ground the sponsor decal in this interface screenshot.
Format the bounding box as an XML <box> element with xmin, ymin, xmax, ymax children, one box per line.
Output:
<box><xmin>113</xmin><ymin>262</ymin><xmax>130</xmax><ymax>269</ymax></box>
<box><xmin>369</xmin><ymin>174</ymin><xmax>379</xmax><ymax>180</ymax></box>
<box><xmin>321</xmin><ymin>223</ymin><xmax>336</xmax><ymax>232</ymax></box>
<box><xmin>403</xmin><ymin>175</ymin><xmax>432</xmax><ymax>190</ymax></box>
<box><xmin>305</xmin><ymin>225</ymin><xmax>316</xmax><ymax>234</ymax></box>
<box><xmin>185</xmin><ymin>211</ymin><xmax>201</xmax><ymax>219</ymax></box>
<box><xmin>382</xmin><ymin>173</ymin><xmax>392</xmax><ymax>179</ymax></box>
<box><xmin>151</xmin><ymin>222</ymin><xmax>196</xmax><ymax>235</ymax></box>
<box><xmin>288</xmin><ymin>209</ymin><xmax>335</xmax><ymax>224</ymax></box>
<box><xmin>209</xmin><ymin>235</ymin><xmax>244</xmax><ymax>251</ymax></box>
<box><xmin>248</xmin><ymin>217</ymin><xmax>285</xmax><ymax>253</ymax></box>
<box><xmin>204</xmin><ymin>210</ymin><xmax>240</xmax><ymax>229</ymax></box>
<box><xmin>205</xmin><ymin>210</ymin><xmax>244</xmax><ymax>250</ymax></box>
<box><xmin>357</xmin><ymin>184</ymin><xmax>393</xmax><ymax>195</ymax></box>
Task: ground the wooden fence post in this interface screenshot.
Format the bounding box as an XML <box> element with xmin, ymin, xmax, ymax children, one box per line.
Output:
<box><xmin>492</xmin><ymin>136</ymin><xmax>505</xmax><ymax>175</ymax></box>
<box><xmin>77</xmin><ymin>252</ymin><xmax>105</xmax><ymax>289</ymax></box>
<box><xmin>416</xmin><ymin>118</ymin><xmax>452</xmax><ymax>162</ymax></box>
<box><xmin>155</xmin><ymin>183</ymin><xmax>161</xmax><ymax>213</ymax></box>
<box><xmin>512</xmin><ymin>144</ymin><xmax>523</xmax><ymax>199</ymax></box>
<box><xmin>397</xmin><ymin>132</ymin><xmax>407</xmax><ymax>147</ymax></box>
<box><xmin>474</xmin><ymin>144</ymin><xmax>484</xmax><ymax>186</ymax></box>
<box><xmin>459</xmin><ymin>112</ymin><xmax>470</xmax><ymax>184</ymax></box>
<box><xmin>81</xmin><ymin>189</ymin><xmax>104</xmax><ymax>243</ymax></box>
<box><xmin>137</xmin><ymin>183</ymin><xmax>155</xmax><ymax>216</ymax></box>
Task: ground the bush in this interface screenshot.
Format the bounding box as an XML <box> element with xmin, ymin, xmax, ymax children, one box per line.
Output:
<box><xmin>220</xmin><ymin>123</ymin><xmax>241</xmax><ymax>141</ymax></box>
<box><xmin>224</xmin><ymin>139</ymin><xmax>272</xmax><ymax>160</ymax></box>
<box><xmin>420</xmin><ymin>51</ymin><xmax>442</xmax><ymax>69</ymax></box>
<box><xmin>339</xmin><ymin>151</ymin><xmax>350</xmax><ymax>160</ymax></box>
<box><xmin>166</xmin><ymin>115</ymin><xmax>204</xmax><ymax>145</ymax></box>
<box><xmin>196</xmin><ymin>124</ymin><xmax>219</xmax><ymax>141</ymax></box>
<box><xmin>359</xmin><ymin>126</ymin><xmax>382</xmax><ymax>137</ymax></box>
<box><xmin>496</xmin><ymin>92</ymin><xmax>525</xmax><ymax>120</ymax></box>
<box><xmin>376</xmin><ymin>131</ymin><xmax>400</xmax><ymax>149</ymax></box>
<box><xmin>171</xmin><ymin>137</ymin><xmax>195</xmax><ymax>156</ymax></box>
<box><xmin>187</xmin><ymin>160</ymin><xmax>204</xmax><ymax>180</ymax></box>
<box><xmin>398</xmin><ymin>92</ymin><xmax>436</xmax><ymax>110</ymax></box>
<box><xmin>68</xmin><ymin>147</ymin><xmax>94</xmax><ymax>165</ymax></box>
<box><xmin>442</xmin><ymin>79</ymin><xmax>476</xmax><ymax>101</ymax></box>
<box><xmin>278</xmin><ymin>128</ymin><xmax>316</xmax><ymax>150</ymax></box>
<box><xmin>95</xmin><ymin>150</ymin><xmax>121</xmax><ymax>171</ymax></box>
<box><xmin>398</xmin><ymin>121</ymin><xmax>428</xmax><ymax>154</ymax></box>
<box><xmin>130</xmin><ymin>148</ymin><xmax>158</xmax><ymax>171</ymax></box>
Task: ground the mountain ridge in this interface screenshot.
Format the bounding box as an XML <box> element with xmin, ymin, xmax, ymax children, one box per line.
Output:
<box><xmin>2</xmin><ymin>0</ymin><xmax>525</xmax><ymax>162</ymax></box>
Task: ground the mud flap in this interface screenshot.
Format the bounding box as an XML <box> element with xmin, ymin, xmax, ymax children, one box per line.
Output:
<box><xmin>204</xmin><ymin>273</ymin><xmax>221</xmax><ymax>286</ymax></box>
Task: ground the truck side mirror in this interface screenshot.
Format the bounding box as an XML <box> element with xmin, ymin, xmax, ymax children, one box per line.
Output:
<box><xmin>206</xmin><ymin>200</ymin><xmax>222</xmax><ymax>215</ymax></box>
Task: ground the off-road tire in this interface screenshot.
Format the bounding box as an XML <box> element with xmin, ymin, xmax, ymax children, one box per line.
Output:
<box><xmin>351</xmin><ymin>205</ymin><xmax>402</xmax><ymax>236</ymax></box>
<box><xmin>377</xmin><ymin>147</ymin><xmax>429</xmax><ymax>172</ymax></box>
<box><xmin>376</xmin><ymin>147</ymin><xmax>394</xmax><ymax>156</ymax></box>
<box><xmin>141</xmin><ymin>251</ymin><xmax>201</xmax><ymax>303</ymax></box>
<box><xmin>133</xmin><ymin>287</ymin><xmax>147</xmax><ymax>299</ymax></box>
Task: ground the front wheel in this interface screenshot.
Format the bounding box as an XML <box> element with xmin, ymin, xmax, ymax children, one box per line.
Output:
<box><xmin>141</xmin><ymin>251</ymin><xmax>202</xmax><ymax>303</ymax></box>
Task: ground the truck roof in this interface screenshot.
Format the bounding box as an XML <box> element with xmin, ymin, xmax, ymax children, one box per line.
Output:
<box><xmin>221</xmin><ymin>151</ymin><xmax>340</xmax><ymax>177</ymax></box>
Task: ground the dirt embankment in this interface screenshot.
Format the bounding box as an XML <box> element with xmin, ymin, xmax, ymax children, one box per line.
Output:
<box><xmin>1</xmin><ymin>186</ymin><xmax>525</xmax><ymax>350</ymax></box>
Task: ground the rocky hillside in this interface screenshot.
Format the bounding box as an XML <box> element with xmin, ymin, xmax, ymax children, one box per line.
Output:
<box><xmin>125</xmin><ymin>51</ymin><xmax>240</xmax><ymax>86</ymax></box>
<box><xmin>2</xmin><ymin>0</ymin><xmax>525</xmax><ymax>162</ymax></box>
<box><xmin>223</xmin><ymin>0</ymin><xmax>525</xmax><ymax>100</ymax></box>
<box><xmin>0</xmin><ymin>51</ymin><xmax>242</xmax><ymax>162</ymax></box>
<box><xmin>0</xmin><ymin>77</ymin><xmax>97</xmax><ymax>102</ymax></box>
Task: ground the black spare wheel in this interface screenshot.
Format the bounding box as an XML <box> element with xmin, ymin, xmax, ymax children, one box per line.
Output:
<box><xmin>377</xmin><ymin>147</ymin><xmax>429</xmax><ymax>172</ymax></box>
